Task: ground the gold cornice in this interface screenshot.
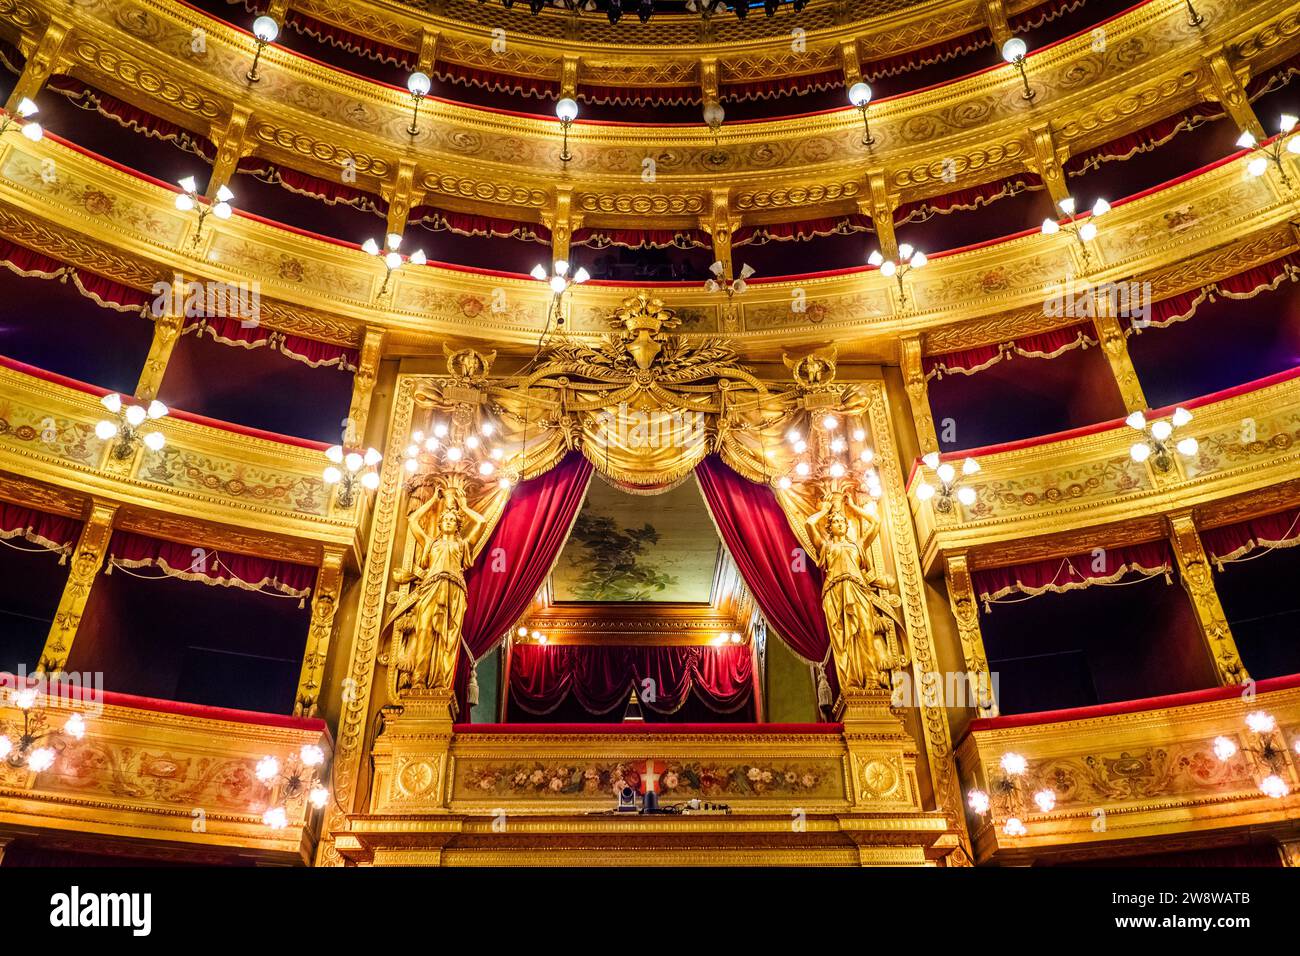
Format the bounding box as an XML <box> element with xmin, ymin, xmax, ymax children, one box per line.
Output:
<box><xmin>2</xmin><ymin>128</ymin><xmax>1298</xmax><ymax>358</ymax></box>
<box><xmin>910</xmin><ymin>369</ymin><xmax>1300</xmax><ymax>573</ymax></box>
<box><xmin>5</xmin><ymin>0</ymin><xmax>1296</xmax><ymax>227</ymax></box>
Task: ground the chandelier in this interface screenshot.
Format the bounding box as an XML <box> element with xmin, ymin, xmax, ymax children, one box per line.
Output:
<box><xmin>1001</xmin><ymin>37</ymin><xmax>1035</xmax><ymax>102</ymax></box>
<box><xmin>246</xmin><ymin>16</ymin><xmax>280</xmax><ymax>83</ymax></box>
<box><xmin>363</xmin><ymin>233</ymin><xmax>426</xmax><ymax>296</ymax></box>
<box><xmin>404</xmin><ymin>416</ymin><xmax>511</xmax><ymax>489</ymax></box>
<box><xmin>915</xmin><ymin>452</ymin><xmax>979</xmax><ymax>513</ymax></box>
<box><xmin>1126</xmin><ymin>407</ymin><xmax>1197</xmax><ymax>471</ymax></box>
<box><xmin>847</xmin><ymin>81</ymin><xmax>874</xmax><ymax>146</ymax></box>
<box><xmin>705</xmin><ymin>260</ymin><xmax>755</xmax><ymax>299</ymax></box>
<box><xmin>0</xmin><ymin>97</ymin><xmax>42</xmax><ymax>141</ymax></box>
<box><xmin>966</xmin><ymin>751</ymin><xmax>1057</xmax><ymax>838</ymax></box>
<box><xmin>0</xmin><ymin>686</ymin><xmax>87</xmax><ymax>772</ymax></box>
<box><xmin>96</xmin><ymin>393</ymin><xmax>168</xmax><ymax>459</ymax></box>
<box><xmin>175</xmin><ymin>176</ymin><xmax>235</xmax><ymax>245</ymax></box>
<box><xmin>1041</xmin><ymin>196</ymin><xmax>1110</xmax><ymax>266</ymax></box>
<box><xmin>1212</xmin><ymin>710</ymin><xmax>1299</xmax><ymax>799</ymax></box>
<box><xmin>869</xmin><ymin>244</ymin><xmax>927</xmax><ymax>307</ymax></box>
<box><xmin>256</xmin><ymin>744</ymin><xmax>329</xmax><ymax>829</ymax></box>
<box><xmin>323</xmin><ymin>444</ymin><xmax>382</xmax><ymax>507</ymax></box>
<box><xmin>1237</xmin><ymin>116</ymin><xmax>1300</xmax><ymax>188</ymax></box>
<box><xmin>406</xmin><ymin>71</ymin><xmax>432</xmax><ymax>135</ymax></box>
<box><xmin>775</xmin><ymin>415</ymin><xmax>881</xmax><ymax>503</ymax></box>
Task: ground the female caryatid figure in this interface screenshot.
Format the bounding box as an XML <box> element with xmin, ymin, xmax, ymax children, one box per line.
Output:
<box><xmin>397</xmin><ymin>485</ymin><xmax>487</xmax><ymax>692</ymax></box>
<box><xmin>806</xmin><ymin>494</ymin><xmax>901</xmax><ymax>691</ymax></box>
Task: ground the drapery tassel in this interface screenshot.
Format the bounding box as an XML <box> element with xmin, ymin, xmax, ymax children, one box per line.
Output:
<box><xmin>466</xmin><ymin>666</ymin><xmax>480</xmax><ymax>707</ymax></box>
<box><xmin>105</xmin><ymin>560</ymin><xmax>113</xmax><ymax>574</ymax></box>
<box><xmin>57</xmin><ymin>548</ymin><xmax>68</xmax><ymax>566</ymax></box>
<box><xmin>1163</xmin><ymin>570</ymin><xmax>1173</xmax><ymax>585</ymax></box>
<box><xmin>815</xmin><ymin>663</ymin><xmax>833</xmax><ymax>708</ymax></box>
<box><xmin>298</xmin><ymin>596</ymin><xmax>305</xmax><ymax>609</ymax></box>
<box><xmin>1215</xmin><ymin>557</ymin><xmax>1225</xmax><ymax>572</ymax></box>
<box><xmin>982</xmin><ymin>596</ymin><xmax>992</xmax><ymax>613</ymax></box>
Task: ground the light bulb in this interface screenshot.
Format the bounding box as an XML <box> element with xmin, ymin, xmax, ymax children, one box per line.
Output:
<box><xmin>1150</xmin><ymin>420</ymin><xmax>1172</xmax><ymax>441</ymax></box>
<box><xmin>829</xmin><ymin>462</ymin><xmax>845</xmax><ymax>478</ymax></box>
<box><xmin>326</xmin><ymin>444</ymin><xmax>345</xmax><ymax>463</ymax></box>
<box><xmin>922</xmin><ymin>451</ymin><xmax>941</xmax><ymax>470</ymax></box>
<box><xmin>178</xmin><ymin>176</ymin><xmax>198</xmax><ymax>194</ymax></box>
<box><xmin>404</xmin><ymin>458</ymin><xmax>418</xmax><ymax>473</ymax></box>
<box><xmin>1175</xmin><ymin>437</ymin><xmax>1199</xmax><ymax>458</ymax></box>
<box><xmin>910</xmin><ymin>251</ymin><xmax>927</xmax><ymax>268</ymax></box>
<box><xmin>1000</xmin><ymin>752</ymin><xmax>1027</xmax><ymax>776</ymax></box>
<box><xmin>21</xmin><ymin>122</ymin><xmax>42</xmax><ymax>142</ymax></box>
<box><xmin>786</xmin><ymin>429</ymin><xmax>802</xmax><ymax>444</ymax></box>
<box><xmin>1236</xmin><ymin>131</ymin><xmax>1258</xmax><ymax>149</ymax></box>
<box><xmin>1003</xmin><ymin>817</ymin><xmax>1027</xmax><ymax>837</ymax></box>
<box><xmin>94</xmin><ymin>420</ymin><xmax>119</xmax><ymax>441</ymax></box>
<box><xmin>936</xmin><ymin>463</ymin><xmax>956</xmax><ymax>484</ymax></box>
<box><xmin>867</xmin><ymin>250</ymin><xmax>884</xmax><ymax>266</ymax></box>
<box><xmin>1058</xmin><ymin>197</ymin><xmax>1076</xmax><ymax>215</ymax></box>
<box><xmin>323</xmin><ymin>466</ymin><xmax>342</xmax><ymax>484</ymax></box>
<box><xmin>957</xmin><ymin>486</ymin><xmax>977</xmax><ymax>506</ymax></box>
<box><xmin>822</xmin><ymin>415</ymin><xmax>838</xmax><ymax>430</ymax></box>
<box><xmin>1289</xmin><ymin>137</ymin><xmax>1300</xmax><ymax>155</ymax></box>
<box><xmin>101</xmin><ymin>392</ymin><xmax>123</xmax><ymax>414</ymax></box>
<box><xmin>962</xmin><ymin>457</ymin><xmax>980</xmax><ymax>475</ymax></box>
<box><xmin>1283</xmin><ymin>114</ymin><xmax>1300</xmax><ymax>133</ymax></box>
<box><xmin>880</xmin><ymin>260</ymin><xmax>897</xmax><ymax>277</ymax></box>
<box><xmin>481</xmin><ymin>423</ymin><xmax>496</xmax><ymax>437</ymax></box>
<box><xmin>478</xmin><ymin>461</ymin><xmax>495</xmax><ymax>477</ymax></box>
<box><xmin>465</xmin><ymin>434</ymin><xmax>480</xmax><ymax>450</ymax></box>
<box><xmin>14</xmin><ymin>689</ymin><xmax>37</xmax><ymax>710</ymax></box>
<box><xmin>1078</xmin><ymin>221</ymin><xmax>1097</xmax><ymax>242</ymax></box>
<box><xmin>1001</xmin><ymin>36</ymin><xmax>1027</xmax><ymax>63</ymax></box>
<box><xmin>263</xmin><ymin>807</ymin><xmax>289</xmax><ymax>829</ymax></box>
<box><xmin>702</xmin><ymin>101</ymin><xmax>725</xmax><ymax>128</ymax></box>
<box><xmin>830</xmin><ymin>438</ymin><xmax>846</xmax><ymax>453</ymax></box>
<box><xmin>309</xmin><ymin>787</ymin><xmax>329</xmax><ymax>809</ymax></box>
<box><xmin>1040</xmin><ymin>218</ymin><xmax>1060</xmax><ymax>235</ymax></box>
<box><xmin>408</xmin><ymin>250</ymin><xmax>427</xmax><ymax>266</ymax></box>
<box><xmin>1171</xmin><ymin>407</ymin><xmax>1193</xmax><ymax>427</ymax></box>
<box><xmin>1247</xmin><ymin>157</ymin><xmax>1268</xmax><ymax>177</ymax></box>
<box><xmin>967</xmin><ymin>789</ymin><xmax>990</xmax><ymax>815</ymax></box>
<box><xmin>859</xmin><ymin>449</ymin><xmax>875</xmax><ymax>464</ymax></box>
<box><xmin>1032</xmin><ymin>789</ymin><xmax>1056</xmax><ymax>813</ymax></box>
<box><xmin>777</xmin><ymin>476</ymin><xmax>792</xmax><ymax>490</ymax></box>
<box><xmin>1260</xmin><ymin>775</ymin><xmax>1289</xmax><ymax>799</ymax></box>
<box><xmin>27</xmin><ymin>747</ymin><xmax>55</xmax><ymax>772</ymax></box>
<box><xmin>530</xmin><ymin>264</ymin><xmax>548</xmax><ymax>281</ymax></box>
<box><xmin>213</xmin><ymin>202</ymin><xmax>232</xmax><ymax>220</ymax></box>
<box><xmin>384</xmin><ymin>251</ymin><xmax>402</xmax><ymax>271</ymax></box>
<box><xmin>0</xmin><ymin>737</ymin><xmax>10</xmax><ymax>760</ymax></box>
<box><xmin>362</xmin><ymin>238</ymin><xmax>380</xmax><ymax>256</ymax></box>
<box><xmin>300</xmin><ymin>744</ymin><xmax>326</xmax><ymax>766</ymax></box>
<box><xmin>498</xmin><ymin>477</ymin><xmax>512</xmax><ymax>490</ymax></box>
<box><xmin>1125</xmin><ymin>410</ymin><xmax>1147</xmax><ymax>431</ymax></box>
<box><xmin>255</xmin><ymin>755</ymin><xmax>280</xmax><ymax>782</ymax></box>
<box><xmin>407</xmin><ymin>71</ymin><xmax>432</xmax><ymax>97</ymax></box>
<box><xmin>794</xmin><ymin>440</ymin><xmax>807</xmax><ymax>454</ymax></box>
<box><xmin>361</xmin><ymin>471</ymin><xmax>380</xmax><ymax>490</ymax></box>
<box><xmin>124</xmin><ymin>404</ymin><xmax>147</xmax><ymax>427</ymax></box>
<box><xmin>174</xmin><ymin>193</ymin><xmax>195</xmax><ymax>212</ymax></box>
<box><xmin>491</xmin><ymin>447</ymin><xmax>503</xmax><ymax>460</ymax></box>
<box><xmin>364</xmin><ymin>447</ymin><xmax>382</xmax><ymax>466</ymax></box>
<box><xmin>898</xmin><ymin>243</ymin><xmax>914</xmax><ymax>261</ymax></box>
<box><xmin>1092</xmin><ymin>198</ymin><xmax>1111</xmax><ymax>216</ymax></box>
<box><xmin>386</xmin><ymin>233</ymin><xmax>402</xmax><ymax>251</ymax></box>
<box><xmin>16</xmin><ymin>98</ymin><xmax>37</xmax><ymax>118</ymax></box>
<box><xmin>64</xmin><ymin>713</ymin><xmax>86</xmax><ymax>739</ymax></box>
<box><xmin>447</xmin><ymin>447</ymin><xmax>463</xmax><ymax>461</ymax></box>
<box><xmin>549</xmin><ymin>275</ymin><xmax>568</xmax><ymax>294</ymax></box>
<box><xmin>252</xmin><ymin>15</ymin><xmax>280</xmax><ymax>42</ymax></box>
<box><xmin>216</xmin><ymin>185</ymin><xmax>235</xmax><ymax>203</ymax></box>
<box><xmin>1245</xmin><ymin>711</ymin><xmax>1277</xmax><ymax>734</ymax></box>
<box><xmin>573</xmin><ymin>267</ymin><xmax>591</xmax><ymax>284</ymax></box>
<box><xmin>1212</xmin><ymin>735</ymin><xmax>1238</xmax><ymax>762</ymax></box>
<box><xmin>1129</xmin><ymin>441</ymin><xmax>1151</xmax><ymax>463</ymax></box>
<box><xmin>916</xmin><ymin>482</ymin><xmax>936</xmax><ymax>501</ymax></box>
<box><xmin>795</xmin><ymin>461</ymin><xmax>811</xmax><ymax>477</ymax></box>
<box><xmin>142</xmin><ymin>431</ymin><xmax>165</xmax><ymax>452</ymax></box>
<box><xmin>556</xmin><ymin>97</ymin><xmax>579</xmax><ymax>123</ymax></box>
<box><xmin>847</xmin><ymin>81</ymin><xmax>872</xmax><ymax>107</ymax></box>
<box><xmin>853</xmin><ymin>428</ymin><xmax>866</xmax><ymax>441</ymax></box>
<box><xmin>147</xmin><ymin>400</ymin><xmax>168</xmax><ymax>419</ymax></box>
<box><xmin>344</xmin><ymin>452</ymin><xmax>364</xmax><ymax>472</ymax></box>
<box><xmin>433</xmin><ymin>423</ymin><xmax>449</xmax><ymax>438</ymax></box>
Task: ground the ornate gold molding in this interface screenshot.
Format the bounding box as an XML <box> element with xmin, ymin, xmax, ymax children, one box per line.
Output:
<box><xmin>36</xmin><ymin>498</ymin><xmax>115</xmax><ymax>673</ymax></box>
<box><xmin>1167</xmin><ymin>510</ymin><xmax>1250</xmax><ymax>686</ymax></box>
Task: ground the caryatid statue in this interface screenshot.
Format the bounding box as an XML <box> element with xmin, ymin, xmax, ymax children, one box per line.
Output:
<box><xmin>805</xmin><ymin>491</ymin><xmax>906</xmax><ymax>692</ymax></box>
<box><xmin>389</xmin><ymin>481</ymin><xmax>487</xmax><ymax>693</ymax></box>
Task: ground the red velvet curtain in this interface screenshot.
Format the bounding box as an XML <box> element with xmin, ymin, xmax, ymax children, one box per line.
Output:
<box><xmin>0</xmin><ymin>501</ymin><xmax>80</xmax><ymax>556</ymax></box>
<box><xmin>1203</xmin><ymin>507</ymin><xmax>1300</xmax><ymax>566</ymax></box>
<box><xmin>509</xmin><ymin>643</ymin><xmax>753</xmax><ymax>716</ymax></box>
<box><xmin>409</xmin><ymin>207</ymin><xmax>551</xmax><ymax>243</ymax></box>
<box><xmin>435</xmin><ymin>61</ymin><xmax>559</xmax><ymax>99</ymax></box>
<box><xmin>973</xmin><ymin>541</ymin><xmax>1174</xmax><ymax>606</ymax></box>
<box><xmin>572</xmin><ymin>227</ymin><xmax>710</xmax><ymax>249</ymax></box>
<box><xmin>733</xmin><ymin>215</ymin><xmax>872</xmax><ymax>246</ymax></box>
<box><xmin>457</xmin><ymin>453</ymin><xmax>594</xmax><ymax>713</ymax></box>
<box><xmin>47</xmin><ymin>76</ymin><xmax>216</xmax><ymax>159</ymax></box>
<box><xmin>860</xmin><ymin>30</ymin><xmax>990</xmax><ymax>82</ymax></box>
<box><xmin>720</xmin><ymin>69</ymin><xmax>842</xmax><ymax>102</ymax></box>
<box><xmin>924</xmin><ymin>324</ymin><xmax>1095</xmax><ymax>378</ymax></box>
<box><xmin>694</xmin><ymin>455</ymin><xmax>832</xmax><ymax>685</ymax></box>
<box><xmin>577</xmin><ymin>84</ymin><xmax>699</xmax><ymax>106</ymax></box>
<box><xmin>183</xmin><ymin>316</ymin><xmax>360</xmax><ymax>371</ymax></box>
<box><xmin>105</xmin><ymin>530</ymin><xmax>317</xmax><ymax>601</ymax></box>
<box><xmin>286</xmin><ymin>11</ymin><xmax>415</xmax><ymax>68</ymax></box>
<box><xmin>895</xmin><ymin>174</ymin><xmax>1041</xmax><ymax>224</ymax></box>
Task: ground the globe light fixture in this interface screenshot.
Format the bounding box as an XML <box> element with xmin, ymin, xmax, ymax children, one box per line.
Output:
<box><xmin>256</xmin><ymin>743</ymin><xmax>330</xmax><ymax>829</ymax></box>
<box><xmin>704</xmin><ymin>260</ymin><xmax>755</xmax><ymax>299</ymax></box>
<box><xmin>363</xmin><ymin>232</ymin><xmax>426</xmax><ymax>296</ymax></box>
<box><xmin>1236</xmin><ymin>115</ymin><xmax>1300</xmax><ymax>188</ymax></box>
<box><xmin>1001</xmin><ymin>37</ymin><xmax>1034</xmax><ymax>102</ymax></box>
<box><xmin>868</xmin><ymin>243</ymin><xmax>927</xmax><ymax>307</ymax></box>
<box><xmin>0</xmin><ymin>685</ymin><xmax>89</xmax><ymax>772</ymax></box>
<box><xmin>556</xmin><ymin>97</ymin><xmax>579</xmax><ymax>163</ymax></box>
<box><xmin>847</xmin><ymin>81</ymin><xmax>874</xmax><ymax>146</ymax></box>
<box><xmin>247</xmin><ymin>15</ymin><xmax>280</xmax><ymax>83</ymax></box>
<box><xmin>0</xmin><ymin>97</ymin><xmax>42</xmax><ymax>141</ymax></box>
<box><xmin>1211</xmin><ymin>711</ymin><xmax>1296</xmax><ymax>799</ymax></box>
<box><xmin>1041</xmin><ymin>195</ymin><xmax>1109</xmax><ymax>266</ymax></box>
<box><xmin>966</xmin><ymin>751</ymin><xmax>1053</xmax><ymax>837</ymax></box>
<box><xmin>915</xmin><ymin>451</ymin><xmax>979</xmax><ymax>514</ymax></box>
<box><xmin>1126</xmin><ymin>406</ymin><xmax>1197</xmax><ymax>472</ymax></box>
<box><xmin>175</xmin><ymin>176</ymin><xmax>235</xmax><ymax>244</ymax></box>
<box><xmin>323</xmin><ymin>444</ymin><xmax>382</xmax><ymax>507</ymax></box>
<box><xmin>531</xmin><ymin>259</ymin><xmax>590</xmax><ymax>327</ymax></box>
<box><xmin>703</xmin><ymin>100</ymin><xmax>727</xmax><ymax>165</ymax></box>
<box><xmin>96</xmin><ymin>393</ymin><xmax>168</xmax><ymax>460</ymax></box>
<box><xmin>406</xmin><ymin>71</ymin><xmax>432</xmax><ymax>135</ymax></box>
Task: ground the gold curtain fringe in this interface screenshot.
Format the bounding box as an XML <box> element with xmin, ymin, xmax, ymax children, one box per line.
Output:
<box><xmin>107</xmin><ymin>555</ymin><xmax>312</xmax><ymax>604</ymax></box>
<box><xmin>980</xmin><ymin>557</ymin><xmax>1174</xmax><ymax>609</ymax></box>
<box><xmin>0</xmin><ymin>527</ymin><xmax>72</xmax><ymax>562</ymax></box>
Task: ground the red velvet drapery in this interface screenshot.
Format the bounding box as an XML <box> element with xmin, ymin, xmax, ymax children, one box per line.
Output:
<box><xmin>509</xmin><ymin>643</ymin><xmax>753</xmax><ymax>717</ymax></box>
<box><xmin>973</xmin><ymin>541</ymin><xmax>1174</xmax><ymax>607</ymax></box>
<box><xmin>924</xmin><ymin>323</ymin><xmax>1096</xmax><ymax>378</ymax></box>
<box><xmin>457</xmin><ymin>453</ymin><xmax>594</xmax><ymax>713</ymax></box>
<box><xmin>105</xmin><ymin>530</ymin><xmax>317</xmax><ymax>601</ymax></box>
<box><xmin>1202</xmin><ymin>507</ymin><xmax>1300</xmax><ymax>567</ymax></box>
<box><xmin>695</xmin><ymin>456</ymin><xmax>833</xmax><ymax>700</ymax></box>
<box><xmin>0</xmin><ymin>501</ymin><xmax>80</xmax><ymax>558</ymax></box>
<box><xmin>182</xmin><ymin>315</ymin><xmax>360</xmax><ymax>371</ymax></box>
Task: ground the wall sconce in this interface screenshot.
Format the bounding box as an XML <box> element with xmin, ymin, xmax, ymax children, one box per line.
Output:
<box><xmin>0</xmin><ymin>97</ymin><xmax>42</xmax><ymax>141</ymax></box>
<box><xmin>703</xmin><ymin>100</ymin><xmax>726</xmax><ymax>165</ymax></box>
<box><xmin>246</xmin><ymin>16</ymin><xmax>280</xmax><ymax>83</ymax></box>
<box><xmin>1212</xmin><ymin>711</ymin><xmax>1299</xmax><ymax>799</ymax></box>
<box><xmin>1041</xmin><ymin>195</ymin><xmax>1109</xmax><ymax>266</ymax></box>
<box><xmin>1</xmin><ymin>686</ymin><xmax>87</xmax><ymax>772</ymax></box>
<box><xmin>705</xmin><ymin>260</ymin><xmax>755</xmax><ymax>299</ymax></box>
<box><xmin>1126</xmin><ymin>407</ymin><xmax>1197</xmax><ymax>472</ymax></box>
<box><xmin>556</xmin><ymin>97</ymin><xmax>579</xmax><ymax>163</ymax></box>
<box><xmin>323</xmin><ymin>444</ymin><xmax>382</xmax><ymax>507</ymax></box>
<box><xmin>175</xmin><ymin>176</ymin><xmax>234</xmax><ymax>245</ymax></box>
<box><xmin>967</xmin><ymin>751</ymin><xmax>1056</xmax><ymax>838</ymax></box>
<box><xmin>96</xmin><ymin>393</ymin><xmax>167</xmax><ymax>459</ymax></box>
<box><xmin>847</xmin><ymin>81</ymin><xmax>874</xmax><ymax>146</ymax></box>
<box><xmin>530</xmin><ymin>259</ymin><xmax>590</xmax><ymax>327</ymax></box>
<box><xmin>256</xmin><ymin>744</ymin><xmax>329</xmax><ymax>829</ymax></box>
<box><xmin>363</xmin><ymin>233</ymin><xmax>426</xmax><ymax>295</ymax></box>
<box><xmin>916</xmin><ymin>451</ymin><xmax>979</xmax><ymax>513</ymax></box>
<box><xmin>869</xmin><ymin>244</ymin><xmax>927</xmax><ymax>307</ymax></box>
<box><xmin>406</xmin><ymin>71</ymin><xmax>431</xmax><ymax>135</ymax></box>
<box><xmin>1001</xmin><ymin>37</ymin><xmax>1034</xmax><ymax>102</ymax></box>
<box><xmin>1237</xmin><ymin>116</ymin><xmax>1300</xmax><ymax>188</ymax></box>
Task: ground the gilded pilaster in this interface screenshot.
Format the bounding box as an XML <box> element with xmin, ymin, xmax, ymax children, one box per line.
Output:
<box><xmin>699</xmin><ymin>57</ymin><xmax>719</xmax><ymax>105</ymax></box>
<box><xmin>345</xmin><ymin>326</ymin><xmax>386</xmax><ymax>447</ymax></box>
<box><xmin>943</xmin><ymin>552</ymin><xmax>997</xmax><ymax>717</ymax></box>
<box><xmin>700</xmin><ymin>187</ymin><xmax>736</xmax><ymax>279</ymax></box>
<box><xmin>135</xmin><ymin>273</ymin><xmax>186</xmax><ymax>402</ymax></box>
<box><xmin>1093</xmin><ymin>309</ymin><xmax>1147</xmax><ymax>414</ymax></box>
<box><xmin>1167</xmin><ymin>512</ymin><xmax>1249</xmax><ymax>686</ymax></box>
<box><xmin>265</xmin><ymin>0</ymin><xmax>289</xmax><ymax>23</ymax></box>
<box><xmin>980</xmin><ymin>0</ymin><xmax>1013</xmax><ymax>46</ymax></box>
<box><xmin>560</xmin><ymin>54</ymin><xmax>580</xmax><ymax>101</ymax></box>
<box><xmin>6</xmin><ymin>19</ymin><xmax>72</xmax><ymax>112</ymax></box>
<box><xmin>544</xmin><ymin>186</ymin><xmax>581</xmax><ymax>266</ymax></box>
<box><xmin>383</xmin><ymin>159</ymin><xmax>421</xmax><ymax>238</ymax></box>
<box><xmin>1281</xmin><ymin>841</ymin><xmax>1300</xmax><ymax>867</ymax></box>
<box><xmin>862</xmin><ymin>169</ymin><xmax>897</xmax><ymax>260</ymax></box>
<box><xmin>416</xmin><ymin>28</ymin><xmax>440</xmax><ymax>75</ymax></box>
<box><xmin>37</xmin><ymin>500</ymin><xmax>117</xmax><ymax>674</ymax></box>
<box><xmin>295</xmin><ymin>546</ymin><xmax>346</xmax><ymax>716</ymax></box>
<box><xmin>205</xmin><ymin>106</ymin><xmax>253</xmax><ymax>200</ymax></box>
<box><xmin>839</xmin><ymin>39</ymin><xmax>862</xmax><ymax>87</ymax></box>
<box><xmin>1200</xmin><ymin>49</ymin><xmax>1264</xmax><ymax>140</ymax></box>
<box><xmin>900</xmin><ymin>335</ymin><xmax>938</xmax><ymax>455</ymax></box>
<box><xmin>1026</xmin><ymin>122</ymin><xmax>1071</xmax><ymax>209</ymax></box>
